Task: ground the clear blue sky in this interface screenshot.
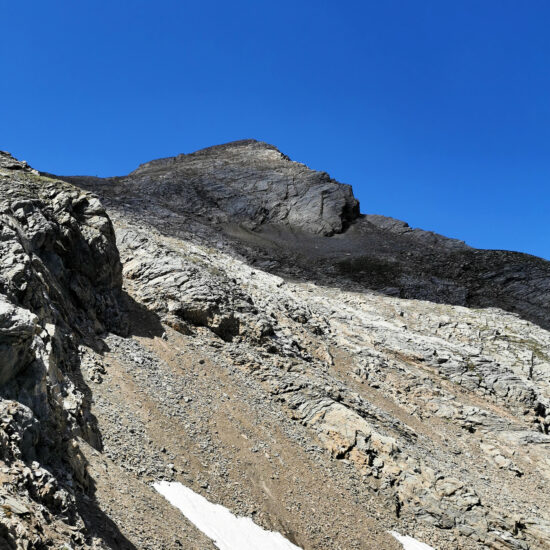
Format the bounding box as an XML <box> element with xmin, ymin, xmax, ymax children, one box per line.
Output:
<box><xmin>2</xmin><ymin>1</ymin><xmax>549</xmax><ymax>259</ymax></box>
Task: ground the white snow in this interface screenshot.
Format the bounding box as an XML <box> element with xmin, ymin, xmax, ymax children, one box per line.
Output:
<box><xmin>390</xmin><ymin>530</ymin><xmax>435</xmax><ymax>550</ymax></box>
<box><xmin>153</xmin><ymin>481</ymin><xmax>302</xmax><ymax>550</ymax></box>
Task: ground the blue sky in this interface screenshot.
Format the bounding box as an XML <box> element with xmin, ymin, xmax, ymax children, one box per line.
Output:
<box><xmin>2</xmin><ymin>1</ymin><xmax>549</xmax><ymax>259</ymax></box>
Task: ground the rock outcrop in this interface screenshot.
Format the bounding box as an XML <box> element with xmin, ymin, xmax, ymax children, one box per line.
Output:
<box><xmin>0</xmin><ymin>152</ymin><xmax>127</xmax><ymax>548</ymax></box>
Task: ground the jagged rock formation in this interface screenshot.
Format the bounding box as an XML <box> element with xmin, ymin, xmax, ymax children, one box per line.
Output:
<box><xmin>1</xmin><ymin>142</ymin><xmax>549</xmax><ymax>549</ymax></box>
<box><xmin>0</xmin><ymin>151</ymin><xmax>126</xmax><ymax>548</ymax></box>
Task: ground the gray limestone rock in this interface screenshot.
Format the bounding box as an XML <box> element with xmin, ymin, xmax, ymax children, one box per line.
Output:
<box><xmin>0</xmin><ymin>152</ymin><xmax>127</xmax><ymax>549</ymax></box>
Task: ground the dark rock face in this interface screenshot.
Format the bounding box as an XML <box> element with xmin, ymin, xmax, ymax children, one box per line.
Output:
<box><xmin>332</xmin><ymin>231</ymin><xmax>550</xmax><ymax>331</ymax></box>
<box><xmin>85</xmin><ymin>139</ymin><xmax>359</xmax><ymax>236</ymax></box>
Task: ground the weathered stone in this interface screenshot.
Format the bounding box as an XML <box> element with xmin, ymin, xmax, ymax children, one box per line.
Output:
<box><xmin>0</xmin><ymin>296</ymin><xmax>38</xmax><ymax>385</ymax></box>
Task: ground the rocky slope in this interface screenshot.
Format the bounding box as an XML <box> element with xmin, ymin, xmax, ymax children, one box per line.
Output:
<box><xmin>1</xmin><ymin>141</ymin><xmax>549</xmax><ymax>549</ymax></box>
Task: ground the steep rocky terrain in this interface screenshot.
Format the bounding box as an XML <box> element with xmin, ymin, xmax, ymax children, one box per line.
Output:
<box><xmin>0</xmin><ymin>152</ymin><xmax>128</xmax><ymax>548</ymax></box>
<box><xmin>1</xmin><ymin>141</ymin><xmax>549</xmax><ymax>549</ymax></box>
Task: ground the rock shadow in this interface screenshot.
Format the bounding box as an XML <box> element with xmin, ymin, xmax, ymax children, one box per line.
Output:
<box><xmin>63</xmin><ymin>292</ymin><xmax>164</xmax><ymax>547</ymax></box>
<box><xmin>73</xmin><ymin>488</ymin><xmax>138</xmax><ymax>550</ymax></box>
<box><xmin>120</xmin><ymin>290</ymin><xmax>165</xmax><ymax>339</ymax></box>
<box><xmin>0</xmin><ymin>338</ymin><xmax>138</xmax><ymax>549</ymax></box>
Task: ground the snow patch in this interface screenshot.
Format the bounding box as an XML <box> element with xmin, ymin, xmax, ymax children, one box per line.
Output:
<box><xmin>390</xmin><ymin>530</ymin><xmax>435</xmax><ymax>550</ymax></box>
<box><xmin>153</xmin><ymin>480</ymin><xmax>301</xmax><ymax>550</ymax></box>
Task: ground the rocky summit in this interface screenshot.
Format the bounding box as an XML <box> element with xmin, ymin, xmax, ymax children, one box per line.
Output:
<box><xmin>0</xmin><ymin>141</ymin><xmax>549</xmax><ymax>550</ymax></box>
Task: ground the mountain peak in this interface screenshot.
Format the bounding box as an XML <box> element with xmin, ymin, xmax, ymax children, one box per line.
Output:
<box><xmin>119</xmin><ymin>140</ymin><xmax>361</xmax><ymax>236</ymax></box>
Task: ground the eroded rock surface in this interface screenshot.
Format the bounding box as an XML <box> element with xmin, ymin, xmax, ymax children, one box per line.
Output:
<box><xmin>59</xmin><ymin>140</ymin><xmax>550</xmax><ymax>332</ymax></box>
<box><xmin>0</xmin><ymin>152</ymin><xmax>128</xmax><ymax>548</ymax></box>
